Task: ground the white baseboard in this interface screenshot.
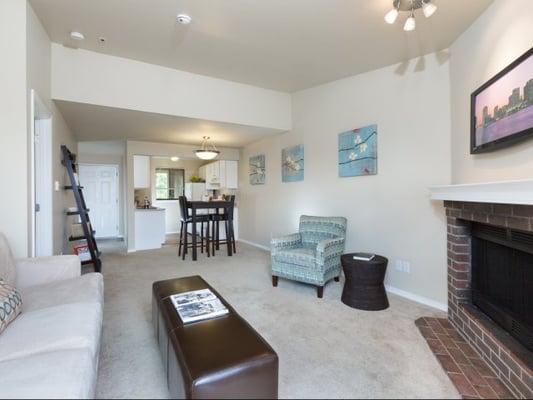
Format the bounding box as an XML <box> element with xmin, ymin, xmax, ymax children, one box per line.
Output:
<box><xmin>238</xmin><ymin>238</ymin><xmax>270</xmax><ymax>251</ymax></box>
<box><xmin>385</xmin><ymin>285</ymin><xmax>447</xmax><ymax>312</ymax></box>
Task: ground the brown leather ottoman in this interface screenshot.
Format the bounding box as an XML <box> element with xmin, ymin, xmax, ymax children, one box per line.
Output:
<box><xmin>152</xmin><ymin>276</ymin><xmax>278</xmax><ymax>399</ymax></box>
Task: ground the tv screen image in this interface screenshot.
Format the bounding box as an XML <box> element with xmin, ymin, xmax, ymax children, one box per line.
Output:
<box><xmin>471</xmin><ymin>47</ymin><xmax>533</xmax><ymax>153</ymax></box>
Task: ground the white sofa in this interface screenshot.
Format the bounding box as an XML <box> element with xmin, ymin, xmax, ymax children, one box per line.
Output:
<box><xmin>0</xmin><ymin>234</ymin><xmax>104</xmax><ymax>399</ymax></box>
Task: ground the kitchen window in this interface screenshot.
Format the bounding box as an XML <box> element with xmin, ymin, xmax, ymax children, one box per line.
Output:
<box><xmin>155</xmin><ymin>168</ymin><xmax>184</xmax><ymax>200</ymax></box>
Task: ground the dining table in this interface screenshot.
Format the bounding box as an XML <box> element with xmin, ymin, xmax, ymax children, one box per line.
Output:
<box><xmin>187</xmin><ymin>200</ymin><xmax>234</xmax><ymax>261</ymax></box>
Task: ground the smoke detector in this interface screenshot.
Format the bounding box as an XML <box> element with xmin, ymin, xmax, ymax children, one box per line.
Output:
<box><xmin>176</xmin><ymin>14</ymin><xmax>192</xmax><ymax>25</ymax></box>
<box><xmin>70</xmin><ymin>31</ymin><xmax>85</xmax><ymax>40</ymax></box>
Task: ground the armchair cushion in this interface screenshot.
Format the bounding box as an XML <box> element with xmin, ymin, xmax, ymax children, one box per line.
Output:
<box><xmin>272</xmin><ymin>247</ymin><xmax>316</xmax><ymax>269</ymax></box>
<box><xmin>0</xmin><ymin>233</ymin><xmax>16</xmax><ymax>287</ymax></box>
<box><xmin>15</xmin><ymin>255</ymin><xmax>81</xmax><ymax>291</ymax></box>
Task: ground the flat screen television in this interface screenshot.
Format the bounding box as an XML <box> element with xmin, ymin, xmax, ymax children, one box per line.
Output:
<box><xmin>471</xmin><ymin>47</ymin><xmax>533</xmax><ymax>154</ymax></box>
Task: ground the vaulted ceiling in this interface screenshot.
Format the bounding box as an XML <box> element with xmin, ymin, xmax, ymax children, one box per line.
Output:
<box><xmin>31</xmin><ymin>0</ymin><xmax>492</xmax><ymax>92</ymax></box>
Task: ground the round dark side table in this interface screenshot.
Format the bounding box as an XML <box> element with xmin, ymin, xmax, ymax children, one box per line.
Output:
<box><xmin>341</xmin><ymin>253</ymin><xmax>389</xmax><ymax>311</ymax></box>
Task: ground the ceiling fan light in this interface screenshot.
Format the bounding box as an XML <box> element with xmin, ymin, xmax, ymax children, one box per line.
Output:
<box><xmin>384</xmin><ymin>8</ymin><xmax>399</xmax><ymax>24</ymax></box>
<box><xmin>422</xmin><ymin>1</ymin><xmax>437</xmax><ymax>18</ymax></box>
<box><xmin>404</xmin><ymin>15</ymin><xmax>416</xmax><ymax>31</ymax></box>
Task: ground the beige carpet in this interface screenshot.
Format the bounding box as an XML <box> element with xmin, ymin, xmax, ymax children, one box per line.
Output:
<box><xmin>95</xmin><ymin>241</ymin><xmax>459</xmax><ymax>399</ymax></box>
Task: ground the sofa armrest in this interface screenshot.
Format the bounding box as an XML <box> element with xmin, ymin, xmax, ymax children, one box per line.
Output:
<box><xmin>316</xmin><ymin>237</ymin><xmax>345</xmax><ymax>268</ymax></box>
<box><xmin>15</xmin><ymin>255</ymin><xmax>81</xmax><ymax>290</ymax></box>
<box><xmin>271</xmin><ymin>233</ymin><xmax>301</xmax><ymax>254</ymax></box>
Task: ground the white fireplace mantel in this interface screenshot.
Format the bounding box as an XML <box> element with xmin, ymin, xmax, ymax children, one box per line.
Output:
<box><xmin>429</xmin><ymin>179</ymin><xmax>533</xmax><ymax>205</ymax></box>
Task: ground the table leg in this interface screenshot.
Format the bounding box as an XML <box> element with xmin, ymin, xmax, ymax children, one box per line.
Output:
<box><xmin>192</xmin><ymin>207</ymin><xmax>197</xmax><ymax>261</ymax></box>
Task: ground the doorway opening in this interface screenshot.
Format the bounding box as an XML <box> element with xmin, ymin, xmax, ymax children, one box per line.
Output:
<box><xmin>78</xmin><ymin>164</ymin><xmax>120</xmax><ymax>238</ymax></box>
<box><xmin>31</xmin><ymin>90</ymin><xmax>53</xmax><ymax>257</ymax></box>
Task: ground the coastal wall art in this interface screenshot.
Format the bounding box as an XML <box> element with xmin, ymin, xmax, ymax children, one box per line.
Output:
<box><xmin>338</xmin><ymin>124</ymin><xmax>377</xmax><ymax>177</ymax></box>
<box><xmin>282</xmin><ymin>144</ymin><xmax>304</xmax><ymax>182</ymax></box>
<box><xmin>249</xmin><ymin>154</ymin><xmax>266</xmax><ymax>185</ymax></box>
<box><xmin>471</xmin><ymin>47</ymin><xmax>533</xmax><ymax>153</ymax></box>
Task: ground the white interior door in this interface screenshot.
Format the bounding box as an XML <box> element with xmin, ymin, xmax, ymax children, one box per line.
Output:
<box><xmin>79</xmin><ymin>164</ymin><xmax>119</xmax><ymax>238</ymax></box>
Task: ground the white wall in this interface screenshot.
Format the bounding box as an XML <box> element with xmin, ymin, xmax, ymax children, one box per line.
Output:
<box><xmin>450</xmin><ymin>0</ymin><xmax>533</xmax><ymax>184</ymax></box>
<box><xmin>51</xmin><ymin>44</ymin><xmax>292</xmax><ymax>131</ymax></box>
<box><xmin>0</xmin><ymin>0</ymin><xmax>29</xmax><ymax>257</ymax></box>
<box><xmin>239</xmin><ymin>55</ymin><xmax>452</xmax><ymax>306</ymax></box>
<box><xmin>27</xmin><ymin>5</ymin><xmax>78</xmax><ymax>255</ymax></box>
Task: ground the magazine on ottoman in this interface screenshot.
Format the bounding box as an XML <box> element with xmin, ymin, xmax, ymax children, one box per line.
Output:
<box><xmin>170</xmin><ymin>288</ymin><xmax>229</xmax><ymax>324</ymax></box>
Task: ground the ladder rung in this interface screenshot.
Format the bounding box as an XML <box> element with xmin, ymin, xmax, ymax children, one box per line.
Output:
<box><xmin>80</xmin><ymin>251</ymin><xmax>101</xmax><ymax>265</ymax></box>
<box><xmin>68</xmin><ymin>232</ymin><xmax>96</xmax><ymax>241</ymax></box>
<box><xmin>64</xmin><ymin>185</ymin><xmax>84</xmax><ymax>190</ymax></box>
<box><xmin>66</xmin><ymin>209</ymin><xmax>90</xmax><ymax>216</ymax></box>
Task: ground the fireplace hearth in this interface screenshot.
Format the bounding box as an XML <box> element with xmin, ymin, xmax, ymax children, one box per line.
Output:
<box><xmin>444</xmin><ymin>201</ymin><xmax>533</xmax><ymax>399</ymax></box>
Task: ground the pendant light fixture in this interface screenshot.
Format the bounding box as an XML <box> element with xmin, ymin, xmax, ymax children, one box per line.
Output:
<box><xmin>194</xmin><ymin>136</ymin><xmax>220</xmax><ymax>160</ymax></box>
<box><xmin>384</xmin><ymin>0</ymin><xmax>437</xmax><ymax>32</ymax></box>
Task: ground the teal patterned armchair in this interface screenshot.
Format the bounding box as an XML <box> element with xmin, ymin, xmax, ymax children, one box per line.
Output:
<box><xmin>271</xmin><ymin>215</ymin><xmax>347</xmax><ymax>298</ymax></box>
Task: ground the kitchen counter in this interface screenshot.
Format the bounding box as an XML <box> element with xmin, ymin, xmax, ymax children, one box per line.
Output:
<box><xmin>134</xmin><ymin>207</ymin><xmax>166</xmax><ymax>251</ymax></box>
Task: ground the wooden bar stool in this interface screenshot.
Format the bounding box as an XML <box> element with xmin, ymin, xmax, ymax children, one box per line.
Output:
<box><xmin>178</xmin><ymin>196</ymin><xmax>210</xmax><ymax>259</ymax></box>
<box><xmin>211</xmin><ymin>195</ymin><xmax>236</xmax><ymax>256</ymax></box>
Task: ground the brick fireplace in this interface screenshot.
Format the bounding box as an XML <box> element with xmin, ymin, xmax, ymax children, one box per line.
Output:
<box><xmin>444</xmin><ymin>200</ymin><xmax>533</xmax><ymax>398</ymax></box>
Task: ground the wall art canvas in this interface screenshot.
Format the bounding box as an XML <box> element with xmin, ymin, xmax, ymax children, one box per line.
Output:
<box><xmin>281</xmin><ymin>144</ymin><xmax>304</xmax><ymax>182</ymax></box>
<box><xmin>471</xmin><ymin>47</ymin><xmax>533</xmax><ymax>153</ymax></box>
<box><xmin>338</xmin><ymin>124</ymin><xmax>377</xmax><ymax>177</ymax></box>
<box><xmin>249</xmin><ymin>154</ymin><xmax>266</xmax><ymax>185</ymax></box>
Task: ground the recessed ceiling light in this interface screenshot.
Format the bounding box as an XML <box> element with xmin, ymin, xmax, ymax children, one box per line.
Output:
<box><xmin>170</xmin><ymin>156</ymin><xmax>180</xmax><ymax>162</ymax></box>
<box><xmin>176</xmin><ymin>14</ymin><xmax>192</xmax><ymax>25</ymax></box>
<box><xmin>70</xmin><ymin>31</ymin><xmax>85</xmax><ymax>40</ymax></box>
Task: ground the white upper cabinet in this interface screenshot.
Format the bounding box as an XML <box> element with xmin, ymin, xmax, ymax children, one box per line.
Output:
<box><xmin>224</xmin><ymin>161</ymin><xmax>238</xmax><ymax>189</ymax></box>
<box><xmin>134</xmin><ymin>155</ymin><xmax>150</xmax><ymax>189</ymax></box>
<box><xmin>202</xmin><ymin>160</ymin><xmax>238</xmax><ymax>190</ymax></box>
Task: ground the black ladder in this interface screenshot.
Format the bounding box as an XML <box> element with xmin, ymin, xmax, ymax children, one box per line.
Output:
<box><xmin>61</xmin><ymin>145</ymin><xmax>102</xmax><ymax>273</ymax></box>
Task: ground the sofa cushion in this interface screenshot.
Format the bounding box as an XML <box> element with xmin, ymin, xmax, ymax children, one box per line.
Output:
<box><xmin>0</xmin><ymin>280</ymin><xmax>22</xmax><ymax>334</ymax></box>
<box><xmin>20</xmin><ymin>273</ymin><xmax>103</xmax><ymax>313</ymax></box>
<box><xmin>0</xmin><ymin>302</ymin><xmax>102</xmax><ymax>362</ymax></box>
<box><xmin>0</xmin><ymin>348</ymin><xmax>96</xmax><ymax>399</ymax></box>
<box><xmin>0</xmin><ymin>234</ymin><xmax>16</xmax><ymax>287</ymax></box>
<box><xmin>273</xmin><ymin>247</ymin><xmax>316</xmax><ymax>268</ymax></box>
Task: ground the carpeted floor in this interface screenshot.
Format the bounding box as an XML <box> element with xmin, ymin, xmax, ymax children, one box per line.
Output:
<box><xmin>95</xmin><ymin>241</ymin><xmax>459</xmax><ymax>399</ymax></box>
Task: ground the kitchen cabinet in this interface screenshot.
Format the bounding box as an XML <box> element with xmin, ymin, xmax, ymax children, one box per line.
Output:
<box><xmin>134</xmin><ymin>208</ymin><xmax>166</xmax><ymax>250</ymax></box>
<box><xmin>202</xmin><ymin>160</ymin><xmax>238</xmax><ymax>190</ymax></box>
<box><xmin>206</xmin><ymin>162</ymin><xmax>220</xmax><ymax>190</ymax></box>
<box><xmin>224</xmin><ymin>161</ymin><xmax>238</xmax><ymax>189</ymax></box>
<box><xmin>134</xmin><ymin>155</ymin><xmax>150</xmax><ymax>189</ymax></box>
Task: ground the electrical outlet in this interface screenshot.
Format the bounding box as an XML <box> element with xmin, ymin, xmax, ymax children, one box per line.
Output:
<box><xmin>403</xmin><ymin>261</ymin><xmax>411</xmax><ymax>274</ymax></box>
<box><xmin>395</xmin><ymin>260</ymin><xmax>403</xmax><ymax>272</ymax></box>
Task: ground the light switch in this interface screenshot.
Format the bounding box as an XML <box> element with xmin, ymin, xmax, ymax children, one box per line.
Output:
<box><xmin>54</xmin><ymin>181</ymin><xmax>61</xmax><ymax>191</ymax></box>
